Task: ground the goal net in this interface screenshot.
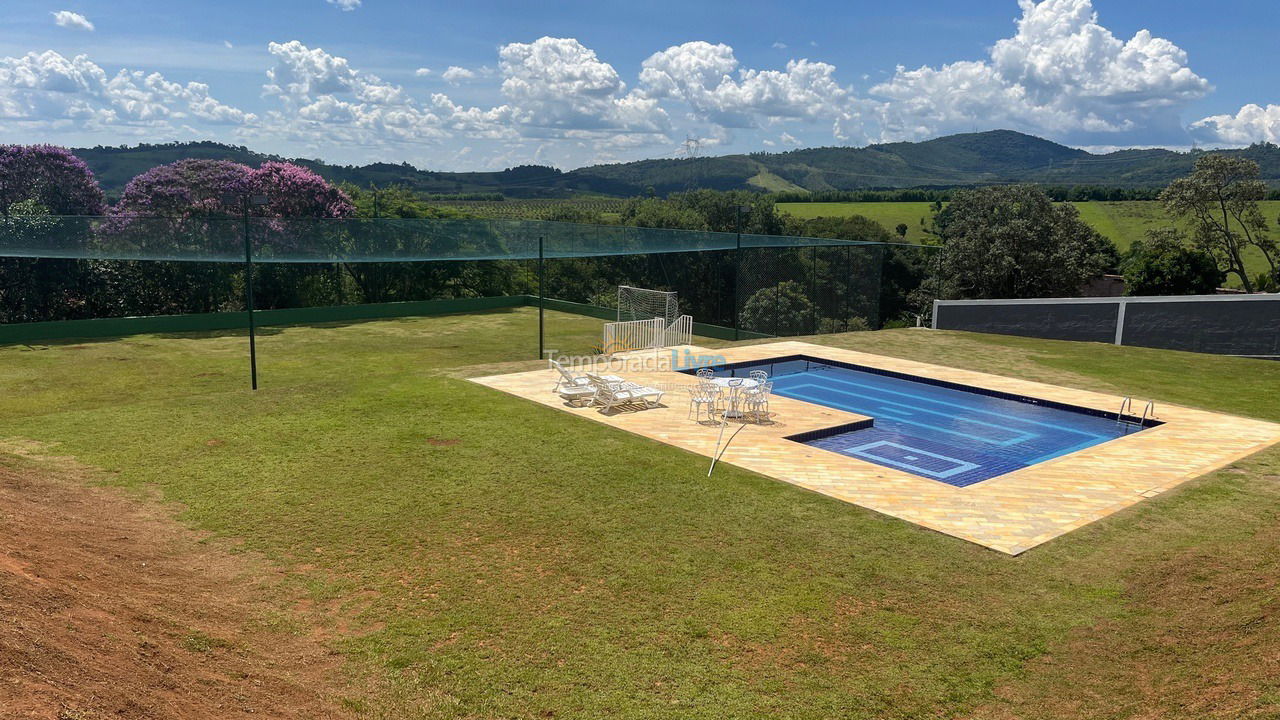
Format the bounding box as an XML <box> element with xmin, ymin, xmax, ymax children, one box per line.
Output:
<box><xmin>617</xmin><ymin>285</ymin><xmax>679</xmax><ymax>326</ymax></box>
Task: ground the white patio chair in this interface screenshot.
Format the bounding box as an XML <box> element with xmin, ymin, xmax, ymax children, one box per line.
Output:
<box><xmin>743</xmin><ymin>381</ymin><xmax>773</xmax><ymax>422</ymax></box>
<box><xmin>584</xmin><ymin>373</ymin><xmax>665</xmax><ymax>412</ymax></box>
<box><xmin>695</xmin><ymin>367</ymin><xmax>715</xmax><ymax>380</ymax></box>
<box><xmin>748</xmin><ymin>370</ymin><xmax>769</xmax><ymax>384</ymax></box>
<box><xmin>687</xmin><ymin>381</ymin><xmax>722</xmax><ymax>423</ymax></box>
<box><xmin>551</xmin><ymin>359</ymin><xmax>621</xmax><ymax>405</ymax></box>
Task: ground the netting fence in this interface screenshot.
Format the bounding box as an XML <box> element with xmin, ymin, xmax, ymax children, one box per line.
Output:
<box><xmin>0</xmin><ymin>215</ymin><xmax>935</xmax><ymax>384</ymax></box>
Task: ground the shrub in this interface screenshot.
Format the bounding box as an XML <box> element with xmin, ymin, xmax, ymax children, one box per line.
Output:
<box><xmin>1120</xmin><ymin>229</ymin><xmax>1224</xmax><ymax>296</ymax></box>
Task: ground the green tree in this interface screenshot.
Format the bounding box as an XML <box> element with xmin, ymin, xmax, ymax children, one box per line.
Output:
<box><xmin>739</xmin><ymin>280</ymin><xmax>816</xmax><ymax>336</ymax></box>
<box><xmin>618</xmin><ymin>190</ymin><xmax>792</xmax><ymax>235</ymax></box>
<box><xmin>1160</xmin><ymin>154</ymin><xmax>1276</xmax><ymax>292</ymax></box>
<box><xmin>617</xmin><ymin>197</ymin><xmax>707</xmax><ymax>230</ymax></box>
<box><xmin>895</xmin><ymin>223</ymin><xmax>909</xmax><ymax>238</ymax></box>
<box><xmin>328</xmin><ymin>183</ymin><xmax>523</xmax><ymax>305</ymax></box>
<box><xmin>1120</xmin><ymin>229</ymin><xmax>1224</xmax><ymax>296</ymax></box>
<box><xmin>800</xmin><ymin>215</ymin><xmax>892</xmax><ymax>243</ymax></box>
<box><xmin>340</xmin><ymin>183</ymin><xmax>472</xmax><ymax>219</ymax></box>
<box><xmin>796</xmin><ymin>215</ymin><xmax>904</xmax><ymax>327</ymax></box>
<box><xmin>923</xmin><ymin>185</ymin><xmax>1116</xmax><ymax>300</ymax></box>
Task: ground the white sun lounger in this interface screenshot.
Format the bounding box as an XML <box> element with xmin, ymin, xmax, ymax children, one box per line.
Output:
<box><xmin>551</xmin><ymin>360</ymin><xmax>621</xmax><ymax>404</ymax></box>
<box><xmin>584</xmin><ymin>373</ymin><xmax>664</xmax><ymax>412</ymax></box>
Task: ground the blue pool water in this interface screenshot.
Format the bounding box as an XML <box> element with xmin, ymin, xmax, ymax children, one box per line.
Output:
<box><xmin>698</xmin><ymin>357</ymin><xmax>1148</xmax><ymax>487</ymax></box>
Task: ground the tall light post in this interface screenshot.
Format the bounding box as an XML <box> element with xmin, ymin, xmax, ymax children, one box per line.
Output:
<box><xmin>221</xmin><ymin>192</ymin><xmax>269</xmax><ymax>390</ymax></box>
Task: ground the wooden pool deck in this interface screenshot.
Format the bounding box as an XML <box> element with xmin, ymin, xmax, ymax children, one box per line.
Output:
<box><xmin>471</xmin><ymin>341</ymin><xmax>1280</xmax><ymax>555</ymax></box>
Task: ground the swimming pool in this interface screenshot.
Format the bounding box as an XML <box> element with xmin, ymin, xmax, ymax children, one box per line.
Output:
<box><xmin>690</xmin><ymin>356</ymin><xmax>1156</xmax><ymax>487</ymax></box>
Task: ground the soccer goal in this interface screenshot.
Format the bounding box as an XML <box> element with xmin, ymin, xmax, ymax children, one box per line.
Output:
<box><xmin>603</xmin><ymin>286</ymin><xmax>693</xmax><ymax>354</ymax></box>
<box><xmin>617</xmin><ymin>285</ymin><xmax>679</xmax><ymax>326</ymax></box>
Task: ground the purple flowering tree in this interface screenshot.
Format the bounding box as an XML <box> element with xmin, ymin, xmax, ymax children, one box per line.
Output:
<box><xmin>0</xmin><ymin>144</ymin><xmax>107</xmax><ymax>216</ymax></box>
<box><xmin>0</xmin><ymin>145</ymin><xmax>107</xmax><ymax>322</ymax></box>
<box><xmin>244</xmin><ymin>161</ymin><xmax>356</xmax><ymax>220</ymax></box>
<box><xmin>103</xmin><ymin>159</ymin><xmax>355</xmax><ymax>313</ymax></box>
<box><xmin>113</xmin><ymin>158</ymin><xmax>252</xmax><ymax>218</ymax></box>
<box><xmin>112</xmin><ymin>158</ymin><xmax>353</xmax><ymax>220</ymax></box>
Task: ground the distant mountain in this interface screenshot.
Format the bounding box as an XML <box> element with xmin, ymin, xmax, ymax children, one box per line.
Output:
<box><xmin>72</xmin><ymin>131</ymin><xmax>1280</xmax><ymax>199</ymax></box>
<box><xmin>72</xmin><ymin>141</ymin><xmax>572</xmax><ymax>199</ymax></box>
<box><xmin>575</xmin><ymin>131</ymin><xmax>1280</xmax><ymax>194</ymax></box>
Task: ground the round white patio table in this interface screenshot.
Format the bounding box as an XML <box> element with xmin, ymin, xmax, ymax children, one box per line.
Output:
<box><xmin>709</xmin><ymin>376</ymin><xmax>759</xmax><ymax>419</ymax></box>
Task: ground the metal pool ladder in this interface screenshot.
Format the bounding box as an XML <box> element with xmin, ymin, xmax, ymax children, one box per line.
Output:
<box><xmin>1115</xmin><ymin>397</ymin><xmax>1133</xmax><ymax>427</ymax></box>
<box><xmin>1116</xmin><ymin>397</ymin><xmax>1156</xmax><ymax>432</ymax></box>
<box><xmin>1139</xmin><ymin>401</ymin><xmax>1156</xmax><ymax>425</ymax></box>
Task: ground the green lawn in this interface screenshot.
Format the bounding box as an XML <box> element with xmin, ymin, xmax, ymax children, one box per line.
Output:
<box><xmin>780</xmin><ymin>200</ymin><xmax>1280</xmax><ymax>285</ymax></box>
<box><xmin>3</xmin><ymin>309</ymin><xmax>1280</xmax><ymax>718</ymax></box>
<box><xmin>781</xmin><ymin>201</ymin><xmax>939</xmax><ymax>243</ymax></box>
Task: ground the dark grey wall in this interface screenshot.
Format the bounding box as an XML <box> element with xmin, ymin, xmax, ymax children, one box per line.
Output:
<box><xmin>934</xmin><ymin>296</ymin><xmax>1280</xmax><ymax>357</ymax></box>
<box><xmin>933</xmin><ymin>302</ymin><xmax>1118</xmax><ymax>344</ymax></box>
<box><xmin>1122</xmin><ymin>300</ymin><xmax>1280</xmax><ymax>356</ymax></box>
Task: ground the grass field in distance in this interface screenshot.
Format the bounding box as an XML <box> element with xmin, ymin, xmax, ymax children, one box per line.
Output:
<box><xmin>779</xmin><ymin>200</ymin><xmax>1280</xmax><ymax>285</ymax></box>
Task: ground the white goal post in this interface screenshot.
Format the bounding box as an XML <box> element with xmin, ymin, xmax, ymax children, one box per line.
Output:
<box><xmin>618</xmin><ymin>285</ymin><xmax>679</xmax><ymax>326</ymax></box>
<box><xmin>603</xmin><ymin>286</ymin><xmax>692</xmax><ymax>354</ymax></box>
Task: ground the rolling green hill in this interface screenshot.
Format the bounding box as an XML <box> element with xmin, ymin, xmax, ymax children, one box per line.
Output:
<box><xmin>562</xmin><ymin>131</ymin><xmax>1280</xmax><ymax>195</ymax></box>
<box><xmin>73</xmin><ymin>142</ymin><xmax>574</xmax><ymax>200</ymax></box>
<box><xmin>72</xmin><ymin>131</ymin><xmax>1280</xmax><ymax>199</ymax></box>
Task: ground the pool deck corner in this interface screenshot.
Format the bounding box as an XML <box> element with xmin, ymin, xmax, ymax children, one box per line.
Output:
<box><xmin>471</xmin><ymin>341</ymin><xmax>1280</xmax><ymax>555</ymax></box>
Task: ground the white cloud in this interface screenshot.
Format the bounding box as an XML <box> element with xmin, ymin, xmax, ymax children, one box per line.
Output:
<box><xmin>1191</xmin><ymin>104</ymin><xmax>1280</xmax><ymax>145</ymax></box>
<box><xmin>0</xmin><ymin>50</ymin><xmax>255</xmax><ymax>129</ymax></box>
<box><xmin>0</xmin><ymin>2</ymin><xmax>1251</xmax><ymax>172</ymax></box>
<box><xmin>326</xmin><ymin>0</ymin><xmax>361</xmax><ymax>11</ymax></box>
<box><xmin>255</xmin><ymin>41</ymin><xmax>514</xmax><ymax>149</ymax></box>
<box><xmin>264</xmin><ymin>40</ymin><xmax>407</xmax><ymax>106</ymax></box>
<box><xmin>870</xmin><ymin>0</ymin><xmax>1210</xmax><ymax>142</ymax></box>
<box><xmin>440</xmin><ymin>66</ymin><xmax>476</xmax><ymax>84</ymax></box>
<box><xmin>639</xmin><ymin>41</ymin><xmax>857</xmax><ymax>129</ymax></box>
<box><xmin>498</xmin><ymin>37</ymin><xmax>667</xmax><ymax>134</ymax></box>
<box><xmin>250</xmin><ymin>38</ymin><xmax>669</xmax><ymax>166</ymax></box>
<box><xmin>51</xmin><ymin>11</ymin><xmax>94</xmax><ymax>32</ymax></box>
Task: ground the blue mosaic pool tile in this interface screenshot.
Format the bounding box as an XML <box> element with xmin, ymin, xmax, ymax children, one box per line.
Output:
<box><xmin>696</xmin><ymin>357</ymin><xmax>1151</xmax><ymax>488</ymax></box>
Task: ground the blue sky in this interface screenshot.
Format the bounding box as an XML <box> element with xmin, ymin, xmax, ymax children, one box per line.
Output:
<box><xmin>2</xmin><ymin>0</ymin><xmax>1277</xmax><ymax>170</ymax></box>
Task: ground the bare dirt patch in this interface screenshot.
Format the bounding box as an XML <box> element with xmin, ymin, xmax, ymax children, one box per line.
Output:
<box><xmin>0</xmin><ymin>446</ymin><xmax>354</xmax><ymax>719</ymax></box>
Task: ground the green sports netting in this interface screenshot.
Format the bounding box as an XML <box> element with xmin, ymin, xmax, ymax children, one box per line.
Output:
<box><xmin>0</xmin><ymin>215</ymin><xmax>902</xmax><ymax>263</ymax></box>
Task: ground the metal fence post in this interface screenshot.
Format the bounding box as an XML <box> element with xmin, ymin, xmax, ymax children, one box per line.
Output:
<box><xmin>243</xmin><ymin>205</ymin><xmax>258</xmax><ymax>390</ymax></box>
<box><xmin>733</xmin><ymin>225</ymin><xmax>742</xmax><ymax>341</ymax></box>
<box><xmin>538</xmin><ymin>236</ymin><xmax>545</xmax><ymax>359</ymax></box>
